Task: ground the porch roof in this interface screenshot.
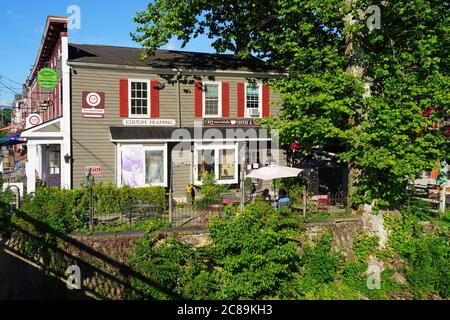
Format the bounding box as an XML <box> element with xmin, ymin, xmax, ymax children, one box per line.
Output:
<box><xmin>109</xmin><ymin>126</ymin><xmax>273</xmax><ymax>143</ymax></box>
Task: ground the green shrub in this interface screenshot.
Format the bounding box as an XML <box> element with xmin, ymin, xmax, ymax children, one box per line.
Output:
<box><xmin>129</xmin><ymin>236</ymin><xmax>198</xmax><ymax>299</ymax></box>
<box><xmin>302</xmin><ymin>233</ymin><xmax>339</xmax><ymax>284</ymax></box>
<box><xmin>194</xmin><ymin>173</ymin><xmax>228</xmax><ymax>209</ymax></box>
<box><xmin>353</xmin><ymin>233</ymin><xmax>380</xmax><ymax>262</ymax></box>
<box><xmin>405</xmin><ymin>235</ymin><xmax>450</xmax><ymax>299</ymax></box>
<box><xmin>128</xmin><ymin>201</ymin><xmax>304</xmax><ymax>300</ymax></box>
<box><xmin>19</xmin><ymin>184</ymin><xmax>168</xmax><ymax>234</ymax></box>
<box><xmin>385</xmin><ymin>209</ymin><xmax>450</xmax><ymax>299</ymax></box>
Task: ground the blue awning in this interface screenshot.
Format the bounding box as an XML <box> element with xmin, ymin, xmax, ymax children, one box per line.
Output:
<box><xmin>0</xmin><ymin>134</ymin><xmax>26</xmax><ymax>146</ymax></box>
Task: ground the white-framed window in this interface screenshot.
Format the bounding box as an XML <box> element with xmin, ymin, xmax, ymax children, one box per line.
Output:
<box><xmin>194</xmin><ymin>143</ymin><xmax>238</xmax><ymax>185</ymax></box>
<box><xmin>129</xmin><ymin>79</ymin><xmax>150</xmax><ymax>117</ymax></box>
<box><xmin>202</xmin><ymin>81</ymin><xmax>222</xmax><ymax>117</ymax></box>
<box><xmin>245</xmin><ymin>82</ymin><xmax>262</xmax><ymax>118</ymax></box>
<box><xmin>48</xmin><ymin>151</ymin><xmax>60</xmax><ymax>175</ymax></box>
<box><xmin>119</xmin><ymin>144</ymin><xmax>168</xmax><ymax>187</ymax></box>
<box><xmin>144</xmin><ymin>146</ymin><xmax>167</xmax><ymax>187</ymax></box>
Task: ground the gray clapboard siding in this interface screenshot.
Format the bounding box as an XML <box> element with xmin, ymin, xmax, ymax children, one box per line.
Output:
<box><xmin>70</xmin><ymin>66</ymin><xmax>282</xmax><ymax>192</ymax></box>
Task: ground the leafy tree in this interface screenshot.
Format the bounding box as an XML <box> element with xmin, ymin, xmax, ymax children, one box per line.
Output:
<box><xmin>132</xmin><ymin>0</ymin><xmax>449</xmax><ymax>207</ymax></box>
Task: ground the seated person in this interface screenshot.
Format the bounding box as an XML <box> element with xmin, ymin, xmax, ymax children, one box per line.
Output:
<box><xmin>275</xmin><ymin>189</ymin><xmax>291</xmax><ymax>210</ymax></box>
<box><xmin>262</xmin><ymin>188</ymin><xmax>272</xmax><ymax>203</ymax></box>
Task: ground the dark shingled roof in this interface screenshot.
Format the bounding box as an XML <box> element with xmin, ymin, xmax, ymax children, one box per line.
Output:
<box><xmin>68</xmin><ymin>43</ymin><xmax>279</xmax><ymax>73</ymax></box>
<box><xmin>110</xmin><ymin>127</ymin><xmax>272</xmax><ymax>141</ymax></box>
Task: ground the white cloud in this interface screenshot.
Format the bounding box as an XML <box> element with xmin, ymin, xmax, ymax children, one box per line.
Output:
<box><xmin>164</xmin><ymin>40</ymin><xmax>177</xmax><ymax>51</ymax></box>
<box><xmin>4</xmin><ymin>10</ymin><xmax>21</xmax><ymax>18</ymax></box>
<box><xmin>34</xmin><ymin>26</ymin><xmax>44</xmax><ymax>34</ymax></box>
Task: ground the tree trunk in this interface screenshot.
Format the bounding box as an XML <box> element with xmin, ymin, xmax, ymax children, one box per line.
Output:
<box><xmin>344</xmin><ymin>0</ymin><xmax>365</xmax><ymax>208</ymax></box>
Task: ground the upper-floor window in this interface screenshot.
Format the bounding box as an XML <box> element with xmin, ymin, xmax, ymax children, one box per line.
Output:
<box><xmin>245</xmin><ymin>83</ymin><xmax>262</xmax><ymax>118</ymax></box>
<box><xmin>203</xmin><ymin>82</ymin><xmax>222</xmax><ymax>117</ymax></box>
<box><xmin>129</xmin><ymin>80</ymin><xmax>150</xmax><ymax>117</ymax></box>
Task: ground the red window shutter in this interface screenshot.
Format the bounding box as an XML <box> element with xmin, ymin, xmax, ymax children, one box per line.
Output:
<box><xmin>237</xmin><ymin>83</ymin><xmax>245</xmax><ymax>117</ymax></box>
<box><xmin>262</xmin><ymin>84</ymin><xmax>270</xmax><ymax>117</ymax></box>
<box><xmin>119</xmin><ymin>79</ymin><xmax>129</xmax><ymax>117</ymax></box>
<box><xmin>222</xmin><ymin>82</ymin><xmax>230</xmax><ymax>117</ymax></box>
<box><xmin>150</xmin><ymin>80</ymin><xmax>160</xmax><ymax>117</ymax></box>
<box><xmin>194</xmin><ymin>81</ymin><xmax>203</xmax><ymax>117</ymax></box>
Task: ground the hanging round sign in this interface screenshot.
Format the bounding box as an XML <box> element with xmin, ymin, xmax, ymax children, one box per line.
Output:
<box><xmin>26</xmin><ymin>113</ymin><xmax>43</xmax><ymax>129</ymax></box>
<box><xmin>37</xmin><ymin>68</ymin><xmax>58</xmax><ymax>89</ymax></box>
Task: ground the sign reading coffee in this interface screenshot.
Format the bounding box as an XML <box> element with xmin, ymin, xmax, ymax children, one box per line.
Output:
<box><xmin>203</xmin><ymin>118</ymin><xmax>259</xmax><ymax>127</ymax></box>
<box><xmin>82</xmin><ymin>91</ymin><xmax>105</xmax><ymax>118</ymax></box>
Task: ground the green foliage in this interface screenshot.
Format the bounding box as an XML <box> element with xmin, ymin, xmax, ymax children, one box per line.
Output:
<box><xmin>207</xmin><ymin>202</ymin><xmax>303</xmax><ymax>299</ymax></box>
<box><xmin>129</xmin><ymin>236</ymin><xmax>196</xmax><ymax>299</ymax></box>
<box><xmin>128</xmin><ymin>201</ymin><xmax>305</xmax><ymax>299</ymax></box>
<box><xmin>195</xmin><ymin>173</ymin><xmax>228</xmax><ymax>209</ymax></box>
<box><xmin>405</xmin><ymin>235</ymin><xmax>450</xmax><ymax>299</ymax></box>
<box><xmin>385</xmin><ymin>210</ymin><xmax>450</xmax><ymax>299</ymax></box>
<box><xmin>353</xmin><ymin>233</ymin><xmax>379</xmax><ymax>262</ymax></box>
<box><xmin>384</xmin><ymin>212</ymin><xmax>422</xmax><ymax>257</ymax></box>
<box><xmin>21</xmin><ymin>187</ymin><xmax>81</xmax><ymax>234</ymax></box>
<box><xmin>132</xmin><ymin>0</ymin><xmax>449</xmax><ymax>207</ymax></box>
<box><xmin>301</xmin><ymin>233</ymin><xmax>339</xmax><ymax>284</ymax></box>
<box><xmin>18</xmin><ymin>184</ymin><xmax>168</xmax><ymax>234</ymax></box>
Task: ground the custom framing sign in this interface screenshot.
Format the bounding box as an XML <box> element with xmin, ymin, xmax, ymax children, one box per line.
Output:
<box><xmin>82</xmin><ymin>91</ymin><xmax>105</xmax><ymax>118</ymax></box>
<box><xmin>122</xmin><ymin>119</ymin><xmax>176</xmax><ymax>126</ymax></box>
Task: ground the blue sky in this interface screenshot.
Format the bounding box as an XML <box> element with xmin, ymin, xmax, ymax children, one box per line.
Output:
<box><xmin>0</xmin><ymin>0</ymin><xmax>215</xmax><ymax>106</ymax></box>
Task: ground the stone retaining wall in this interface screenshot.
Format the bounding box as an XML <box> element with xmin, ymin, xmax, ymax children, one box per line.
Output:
<box><xmin>66</xmin><ymin>217</ymin><xmax>366</xmax><ymax>262</ymax></box>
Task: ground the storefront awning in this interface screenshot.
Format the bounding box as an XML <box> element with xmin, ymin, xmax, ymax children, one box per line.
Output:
<box><xmin>110</xmin><ymin>127</ymin><xmax>273</xmax><ymax>143</ymax></box>
<box><xmin>0</xmin><ymin>134</ymin><xmax>26</xmax><ymax>147</ymax></box>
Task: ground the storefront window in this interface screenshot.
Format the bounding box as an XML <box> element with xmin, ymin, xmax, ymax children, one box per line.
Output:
<box><xmin>145</xmin><ymin>149</ymin><xmax>165</xmax><ymax>185</ymax></box>
<box><xmin>120</xmin><ymin>145</ymin><xmax>167</xmax><ymax>187</ymax></box>
<box><xmin>219</xmin><ymin>149</ymin><xmax>236</xmax><ymax>181</ymax></box>
<box><xmin>195</xmin><ymin>144</ymin><xmax>238</xmax><ymax>184</ymax></box>
<box><xmin>197</xmin><ymin>149</ymin><xmax>215</xmax><ymax>181</ymax></box>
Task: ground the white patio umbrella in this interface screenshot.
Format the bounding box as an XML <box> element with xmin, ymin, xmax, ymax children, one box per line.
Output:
<box><xmin>247</xmin><ymin>165</ymin><xmax>303</xmax><ymax>180</ymax></box>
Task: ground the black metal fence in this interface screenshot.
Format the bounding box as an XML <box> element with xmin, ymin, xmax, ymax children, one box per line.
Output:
<box><xmin>171</xmin><ymin>194</ymin><xmax>242</xmax><ymax>227</ymax></box>
<box><xmin>75</xmin><ymin>202</ymin><xmax>167</xmax><ymax>231</ymax></box>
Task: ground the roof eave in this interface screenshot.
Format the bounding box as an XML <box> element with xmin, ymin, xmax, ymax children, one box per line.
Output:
<box><xmin>66</xmin><ymin>61</ymin><xmax>288</xmax><ymax>78</ymax></box>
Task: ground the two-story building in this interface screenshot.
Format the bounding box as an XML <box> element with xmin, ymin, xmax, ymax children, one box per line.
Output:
<box><xmin>21</xmin><ymin>16</ymin><xmax>286</xmax><ymax>198</ymax></box>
